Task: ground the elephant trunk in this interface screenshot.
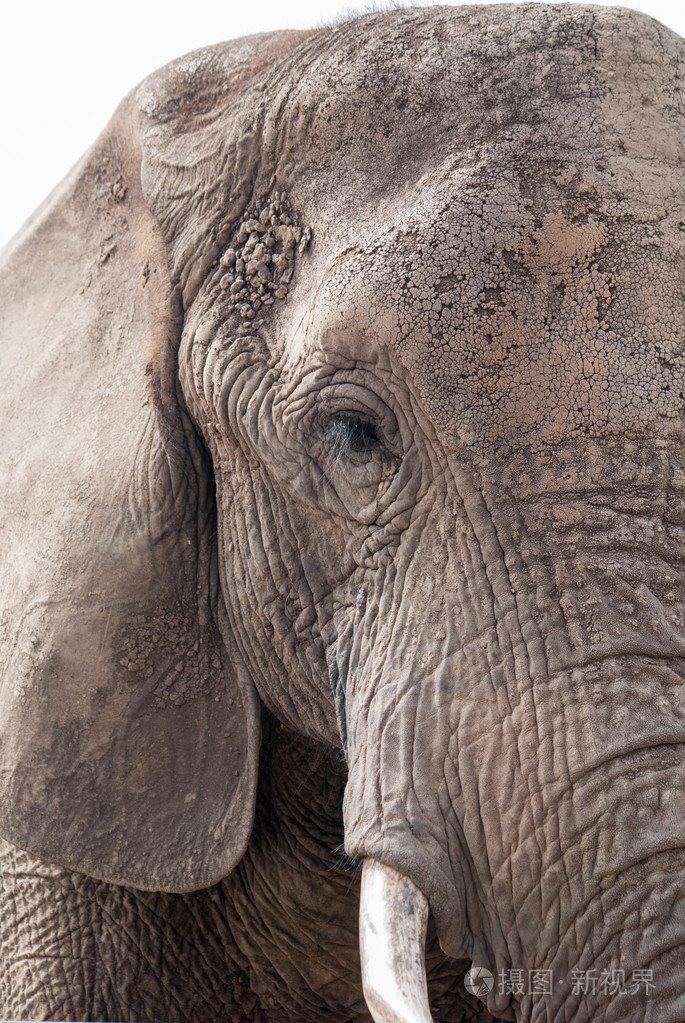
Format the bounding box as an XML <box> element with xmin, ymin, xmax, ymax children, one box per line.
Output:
<box><xmin>342</xmin><ymin>645</ymin><xmax>685</xmax><ymax>1019</ymax></box>
<box><xmin>359</xmin><ymin>857</ymin><xmax>433</xmax><ymax>1023</ymax></box>
<box><xmin>339</xmin><ymin>476</ymin><xmax>685</xmax><ymax>1017</ymax></box>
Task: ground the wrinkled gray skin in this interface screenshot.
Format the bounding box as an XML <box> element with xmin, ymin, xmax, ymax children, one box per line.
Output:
<box><xmin>1</xmin><ymin>4</ymin><xmax>685</xmax><ymax>1022</ymax></box>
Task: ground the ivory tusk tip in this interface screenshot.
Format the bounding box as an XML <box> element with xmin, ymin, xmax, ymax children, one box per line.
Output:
<box><xmin>359</xmin><ymin>857</ymin><xmax>435</xmax><ymax>1023</ymax></box>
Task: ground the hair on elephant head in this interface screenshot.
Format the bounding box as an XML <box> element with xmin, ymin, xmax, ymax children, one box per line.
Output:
<box><xmin>2</xmin><ymin>4</ymin><xmax>685</xmax><ymax>1022</ymax></box>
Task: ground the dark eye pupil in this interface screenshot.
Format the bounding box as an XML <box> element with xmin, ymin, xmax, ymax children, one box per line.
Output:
<box><xmin>347</xmin><ymin>417</ymin><xmax>378</xmax><ymax>451</ymax></box>
<box><xmin>331</xmin><ymin>415</ymin><xmax>381</xmax><ymax>456</ymax></box>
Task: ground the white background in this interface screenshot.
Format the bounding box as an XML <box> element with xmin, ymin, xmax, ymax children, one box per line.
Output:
<box><xmin>2</xmin><ymin>0</ymin><xmax>684</xmax><ymax>250</ymax></box>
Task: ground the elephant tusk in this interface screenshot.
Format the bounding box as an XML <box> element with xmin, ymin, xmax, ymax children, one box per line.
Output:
<box><xmin>359</xmin><ymin>857</ymin><xmax>434</xmax><ymax>1023</ymax></box>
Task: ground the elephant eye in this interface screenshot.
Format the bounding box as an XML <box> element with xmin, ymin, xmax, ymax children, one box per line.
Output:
<box><xmin>306</xmin><ymin>397</ymin><xmax>401</xmax><ymax>516</ymax></box>
<box><xmin>322</xmin><ymin>412</ymin><xmax>398</xmax><ymax>499</ymax></box>
<box><xmin>330</xmin><ymin>415</ymin><xmax>383</xmax><ymax>459</ymax></box>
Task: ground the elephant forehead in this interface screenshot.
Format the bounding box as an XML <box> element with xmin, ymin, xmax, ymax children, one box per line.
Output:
<box><xmin>312</xmin><ymin>171</ymin><xmax>685</xmax><ymax>455</ymax></box>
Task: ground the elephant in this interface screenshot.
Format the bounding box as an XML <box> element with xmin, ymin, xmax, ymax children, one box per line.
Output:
<box><xmin>1</xmin><ymin>2</ymin><xmax>685</xmax><ymax>1021</ymax></box>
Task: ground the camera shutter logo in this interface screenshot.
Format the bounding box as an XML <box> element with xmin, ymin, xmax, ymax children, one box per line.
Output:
<box><xmin>464</xmin><ymin>965</ymin><xmax>494</xmax><ymax>998</ymax></box>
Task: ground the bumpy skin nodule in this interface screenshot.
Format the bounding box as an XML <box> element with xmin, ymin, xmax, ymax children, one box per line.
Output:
<box><xmin>1</xmin><ymin>4</ymin><xmax>685</xmax><ymax>1022</ymax></box>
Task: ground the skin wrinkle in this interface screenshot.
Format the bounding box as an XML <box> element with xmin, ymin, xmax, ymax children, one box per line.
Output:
<box><xmin>587</xmin><ymin>889</ymin><xmax>656</xmax><ymax>1002</ymax></box>
<box><xmin>224</xmin><ymin>456</ymin><xmax>333</xmax><ymax>737</ymax></box>
<box><xmin>553</xmin><ymin>817</ymin><xmax>685</xmax><ymax>961</ymax></box>
<box><xmin>477</xmin><ymin>487</ymin><xmax>551</xmax><ymax>935</ymax></box>
<box><xmin>136</xmin><ymin>897</ymin><xmax>220</xmax><ymax>988</ymax></box>
<box><xmin>514</xmin><ymin>819</ymin><xmax>593</xmax><ymax>964</ymax></box>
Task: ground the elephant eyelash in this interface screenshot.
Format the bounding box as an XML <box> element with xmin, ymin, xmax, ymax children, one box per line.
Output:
<box><xmin>328</xmin><ymin>415</ymin><xmax>384</xmax><ymax>467</ymax></box>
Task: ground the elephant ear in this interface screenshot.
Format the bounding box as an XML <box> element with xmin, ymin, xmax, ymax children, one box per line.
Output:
<box><xmin>0</xmin><ymin>85</ymin><xmax>260</xmax><ymax>892</ymax></box>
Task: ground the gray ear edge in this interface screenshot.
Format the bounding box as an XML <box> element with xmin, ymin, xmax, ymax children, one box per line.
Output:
<box><xmin>0</xmin><ymin>93</ymin><xmax>261</xmax><ymax>893</ymax></box>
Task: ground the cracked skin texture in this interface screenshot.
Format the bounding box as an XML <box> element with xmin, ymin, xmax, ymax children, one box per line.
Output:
<box><xmin>1</xmin><ymin>4</ymin><xmax>685</xmax><ymax>1022</ymax></box>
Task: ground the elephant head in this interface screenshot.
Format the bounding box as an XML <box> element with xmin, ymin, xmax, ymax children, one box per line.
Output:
<box><xmin>1</xmin><ymin>5</ymin><xmax>685</xmax><ymax>1020</ymax></box>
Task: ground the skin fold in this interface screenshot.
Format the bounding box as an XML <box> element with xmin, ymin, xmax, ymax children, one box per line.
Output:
<box><xmin>1</xmin><ymin>4</ymin><xmax>684</xmax><ymax>1021</ymax></box>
